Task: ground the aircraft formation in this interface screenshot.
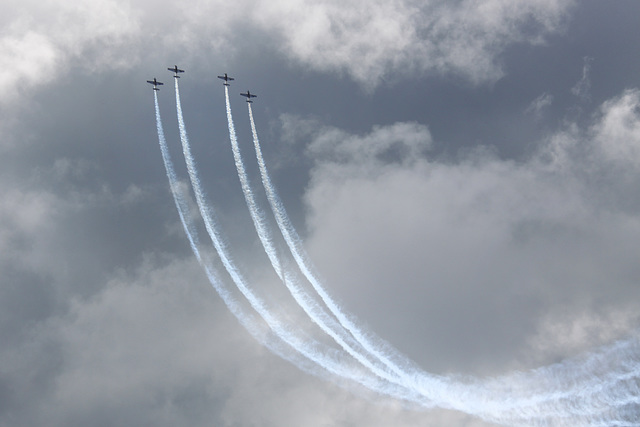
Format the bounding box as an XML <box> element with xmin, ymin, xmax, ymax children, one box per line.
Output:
<box><xmin>148</xmin><ymin>64</ymin><xmax>640</xmax><ymax>427</ymax></box>
<box><xmin>148</xmin><ymin>67</ymin><xmax>257</xmax><ymax>102</ymax></box>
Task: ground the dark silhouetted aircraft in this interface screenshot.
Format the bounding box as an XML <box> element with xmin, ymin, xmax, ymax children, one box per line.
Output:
<box><xmin>217</xmin><ymin>73</ymin><xmax>234</xmax><ymax>86</ymax></box>
<box><xmin>168</xmin><ymin>65</ymin><xmax>185</xmax><ymax>78</ymax></box>
<box><xmin>147</xmin><ymin>78</ymin><xmax>164</xmax><ymax>90</ymax></box>
<box><xmin>240</xmin><ymin>90</ymin><xmax>257</xmax><ymax>103</ymax></box>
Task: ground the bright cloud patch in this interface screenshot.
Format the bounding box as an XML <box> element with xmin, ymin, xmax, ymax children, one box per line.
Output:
<box><xmin>300</xmin><ymin>88</ymin><xmax>640</xmax><ymax>372</ymax></box>
<box><xmin>0</xmin><ymin>0</ymin><xmax>139</xmax><ymax>103</ymax></box>
<box><xmin>254</xmin><ymin>0</ymin><xmax>573</xmax><ymax>87</ymax></box>
<box><xmin>0</xmin><ymin>0</ymin><xmax>574</xmax><ymax>101</ymax></box>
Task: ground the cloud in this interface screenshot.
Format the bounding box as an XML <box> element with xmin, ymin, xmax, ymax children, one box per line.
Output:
<box><xmin>0</xmin><ymin>254</ymin><xmax>499</xmax><ymax>426</ymax></box>
<box><xmin>0</xmin><ymin>0</ymin><xmax>574</xmax><ymax>103</ymax></box>
<box><xmin>0</xmin><ymin>153</ymin><xmax>169</xmax><ymax>323</ymax></box>
<box><xmin>525</xmin><ymin>92</ymin><xmax>554</xmax><ymax>118</ymax></box>
<box><xmin>591</xmin><ymin>89</ymin><xmax>640</xmax><ymax>168</ymax></box>
<box><xmin>571</xmin><ymin>56</ymin><xmax>594</xmax><ymax>102</ymax></box>
<box><xmin>0</xmin><ymin>31</ymin><xmax>59</xmax><ymax>101</ymax></box>
<box><xmin>253</xmin><ymin>0</ymin><xmax>574</xmax><ymax>88</ymax></box>
<box><xmin>298</xmin><ymin>87</ymin><xmax>640</xmax><ymax>374</ymax></box>
<box><xmin>525</xmin><ymin>304</ymin><xmax>640</xmax><ymax>366</ymax></box>
<box><xmin>306</xmin><ymin>121</ymin><xmax>432</xmax><ymax>173</ymax></box>
<box><xmin>0</xmin><ymin>0</ymin><xmax>140</xmax><ymax>104</ymax></box>
<box><xmin>1</xmin><ymin>257</ymin><xmax>230</xmax><ymax>426</ymax></box>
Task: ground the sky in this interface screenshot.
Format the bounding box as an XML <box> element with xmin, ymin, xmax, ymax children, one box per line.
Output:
<box><xmin>1</xmin><ymin>0</ymin><xmax>640</xmax><ymax>425</ymax></box>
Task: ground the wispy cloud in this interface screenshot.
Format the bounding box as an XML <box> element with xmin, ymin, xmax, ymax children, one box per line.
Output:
<box><xmin>525</xmin><ymin>92</ymin><xmax>554</xmax><ymax>118</ymax></box>
<box><xmin>571</xmin><ymin>56</ymin><xmax>594</xmax><ymax>102</ymax></box>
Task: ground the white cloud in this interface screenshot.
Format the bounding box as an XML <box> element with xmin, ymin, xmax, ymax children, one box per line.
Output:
<box><xmin>0</xmin><ymin>0</ymin><xmax>140</xmax><ymax>104</ymax></box>
<box><xmin>524</xmin><ymin>304</ymin><xmax>640</xmax><ymax>366</ymax></box>
<box><xmin>253</xmin><ymin>0</ymin><xmax>419</xmax><ymax>86</ymax></box>
<box><xmin>306</xmin><ymin>121</ymin><xmax>432</xmax><ymax>173</ymax></box>
<box><xmin>297</xmin><ymin>88</ymin><xmax>640</xmax><ymax>373</ymax></box>
<box><xmin>0</xmin><ymin>254</ymin><xmax>499</xmax><ymax>426</ymax></box>
<box><xmin>0</xmin><ymin>0</ymin><xmax>574</xmax><ymax>103</ymax></box>
<box><xmin>591</xmin><ymin>89</ymin><xmax>640</xmax><ymax>168</ymax></box>
<box><xmin>0</xmin><ymin>157</ymin><xmax>162</xmax><ymax>304</ymax></box>
<box><xmin>253</xmin><ymin>0</ymin><xmax>574</xmax><ymax>88</ymax></box>
<box><xmin>0</xmin><ymin>31</ymin><xmax>59</xmax><ymax>100</ymax></box>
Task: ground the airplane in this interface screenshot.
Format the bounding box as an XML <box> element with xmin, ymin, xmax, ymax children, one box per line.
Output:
<box><xmin>240</xmin><ymin>90</ymin><xmax>257</xmax><ymax>103</ymax></box>
<box><xmin>147</xmin><ymin>78</ymin><xmax>164</xmax><ymax>90</ymax></box>
<box><xmin>168</xmin><ymin>65</ymin><xmax>185</xmax><ymax>78</ymax></box>
<box><xmin>217</xmin><ymin>73</ymin><xmax>234</xmax><ymax>86</ymax></box>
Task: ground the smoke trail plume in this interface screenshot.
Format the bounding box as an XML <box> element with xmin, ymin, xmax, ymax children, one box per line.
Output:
<box><xmin>153</xmin><ymin>89</ymin><xmax>343</xmax><ymax>380</ymax></box>
<box><xmin>153</xmin><ymin>80</ymin><xmax>640</xmax><ymax>426</ymax></box>
<box><xmin>246</xmin><ymin>103</ymin><xmax>424</xmax><ymax>381</ymax></box>
<box><xmin>245</xmin><ymin>102</ymin><xmax>640</xmax><ymax>425</ymax></box>
<box><xmin>224</xmin><ymin>86</ymin><xmax>412</xmax><ymax>387</ymax></box>
<box><xmin>171</xmin><ymin>78</ymin><xmax>428</xmax><ymax>403</ymax></box>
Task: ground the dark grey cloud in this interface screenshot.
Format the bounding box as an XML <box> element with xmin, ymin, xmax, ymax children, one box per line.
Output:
<box><xmin>1</xmin><ymin>0</ymin><xmax>639</xmax><ymax>425</ymax></box>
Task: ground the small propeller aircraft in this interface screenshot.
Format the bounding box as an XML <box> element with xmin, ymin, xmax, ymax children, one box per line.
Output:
<box><xmin>240</xmin><ymin>90</ymin><xmax>257</xmax><ymax>103</ymax></box>
<box><xmin>217</xmin><ymin>73</ymin><xmax>234</xmax><ymax>86</ymax></box>
<box><xmin>168</xmin><ymin>65</ymin><xmax>185</xmax><ymax>78</ymax></box>
<box><xmin>147</xmin><ymin>78</ymin><xmax>164</xmax><ymax>90</ymax></box>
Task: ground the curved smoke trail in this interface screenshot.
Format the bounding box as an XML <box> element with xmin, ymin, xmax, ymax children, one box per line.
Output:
<box><xmin>153</xmin><ymin>80</ymin><xmax>640</xmax><ymax>426</ymax></box>
<box><xmin>246</xmin><ymin>103</ymin><xmax>428</xmax><ymax>382</ymax></box>
<box><xmin>153</xmin><ymin>89</ymin><xmax>331</xmax><ymax>377</ymax></box>
<box><xmin>171</xmin><ymin>78</ymin><xmax>431</xmax><ymax>405</ymax></box>
<box><xmin>224</xmin><ymin>85</ymin><xmax>416</xmax><ymax>388</ymax></box>
<box><xmin>245</xmin><ymin>102</ymin><xmax>640</xmax><ymax>425</ymax></box>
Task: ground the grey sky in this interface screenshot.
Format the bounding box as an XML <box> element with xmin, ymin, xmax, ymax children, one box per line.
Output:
<box><xmin>1</xmin><ymin>0</ymin><xmax>640</xmax><ymax>426</ymax></box>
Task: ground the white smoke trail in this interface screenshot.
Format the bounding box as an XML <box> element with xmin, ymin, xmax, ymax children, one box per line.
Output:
<box><xmin>157</xmin><ymin>79</ymin><xmax>640</xmax><ymax>425</ymax></box>
<box><xmin>242</xmin><ymin>103</ymin><xmax>528</xmax><ymax>420</ymax></box>
<box><xmin>155</xmin><ymin>83</ymin><xmax>640</xmax><ymax>426</ymax></box>
<box><xmin>246</xmin><ymin>103</ymin><xmax>427</xmax><ymax>381</ymax></box>
<box><xmin>246</xmin><ymin>102</ymin><xmax>640</xmax><ymax>424</ymax></box>
<box><xmin>172</xmin><ymin>78</ymin><xmax>431</xmax><ymax>404</ymax></box>
<box><xmin>153</xmin><ymin>89</ymin><xmax>330</xmax><ymax>377</ymax></box>
<box><xmin>224</xmin><ymin>86</ymin><xmax>413</xmax><ymax>388</ymax></box>
<box><xmin>158</xmin><ymin>82</ymin><xmax>640</xmax><ymax>425</ymax></box>
<box><xmin>479</xmin><ymin>330</ymin><xmax>640</xmax><ymax>422</ymax></box>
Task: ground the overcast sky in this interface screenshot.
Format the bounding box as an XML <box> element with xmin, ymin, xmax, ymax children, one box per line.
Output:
<box><xmin>2</xmin><ymin>0</ymin><xmax>640</xmax><ymax>426</ymax></box>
